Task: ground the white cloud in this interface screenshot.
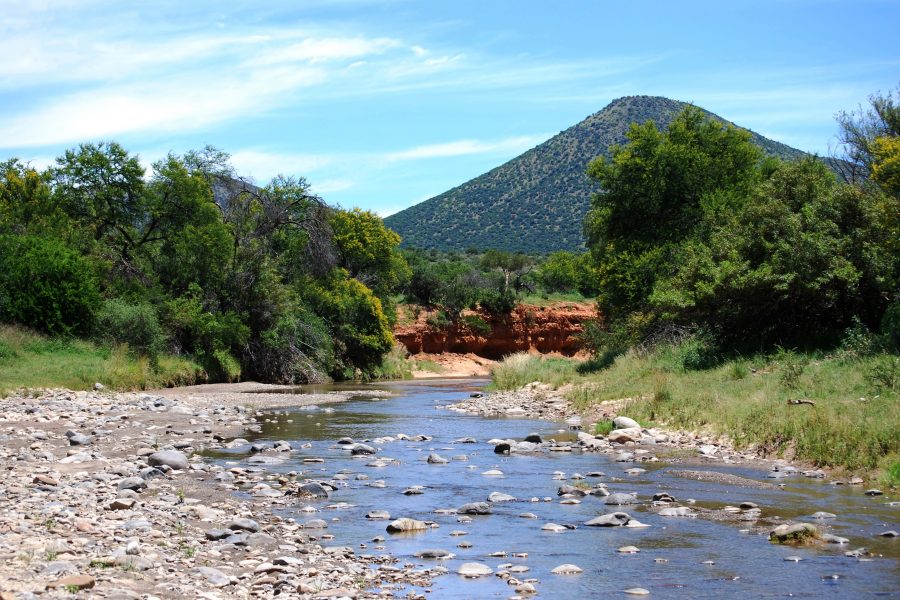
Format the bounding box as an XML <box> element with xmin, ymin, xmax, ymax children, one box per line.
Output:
<box><xmin>384</xmin><ymin>135</ymin><xmax>547</xmax><ymax>162</ymax></box>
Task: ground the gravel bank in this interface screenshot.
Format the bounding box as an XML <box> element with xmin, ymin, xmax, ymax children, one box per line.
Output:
<box><xmin>0</xmin><ymin>386</ymin><xmax>435</xmax><ymax>599</ymax></box>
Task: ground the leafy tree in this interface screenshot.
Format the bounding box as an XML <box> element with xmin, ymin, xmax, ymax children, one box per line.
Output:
<box><xmin>834</xmin><ymin>87</ymin><xmax>900</xmax><ymax>183</ymax></box>
<box><xmin>0</xmin><ymin>160</ymin><xmax>66</xmax><ymax>236</ymax></box>
<box><xmin>0</xmin><ymin>234</ymin><xmax>99</xmax><ymax>335</ymax></box>
<box><xmin>584</xmin><ymin>106</ymin><xmax>762</xmax><ymax>326</ymax></box>
<box><xmin>331</xmin><ymin>208</ymin><xmax>410</xmax><ymax>297</ymax></box>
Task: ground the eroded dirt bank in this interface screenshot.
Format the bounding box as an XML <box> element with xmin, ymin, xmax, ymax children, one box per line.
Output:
<box><xmin>394</xmin><ymin>302</ymin><xmax>596</xmax><ymax>360</ymax></box>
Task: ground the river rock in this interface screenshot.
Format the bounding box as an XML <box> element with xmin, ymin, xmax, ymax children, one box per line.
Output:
<box><xmin>228</xmin><ymin>518</ymin><xmax>260</xmax><ymax>532</ymax></box>
<box><xmin>117</xmin><ymin>477</ymin><xmax>147</xmax><ymax>492</ymax></box>
<box><xmin>822</xmin><ymin>533</ymin><xmax>850</xmax><ymax>544</ymax></box>
<box><xmin>812</xmin><ymin>511</ymin><xmax>836</xmax><ymax>519</ymax></box>
<box><xmin>194</xmin><ymin>566</ymin><xmax>232</xmax><ymax>587</ymax></box>
<box><xmin>551</xmin><ymin>564</ymin><xmax>583</xmax><ymax>574</ymax></box>
<box><xmin>350</xmin><ymin>443</ymin><xmax>376</xmax><ymax>455</ymax></box>
<box><xmin>524</xmin><ymin>433</ymin><xmax>542</xmax><ymax>443</ymax></box>
<box><xmin>624</xmin><ymin>588</ymin><xmax>650</xmax><ymax>596</ymax></box>
<box><xmin>585</xmin><ymin>512</ymin><xmax>632</xmax><ymax>527</ymax></box>
<box><xmin>415</xmin><ymin>549</ymin><xmax>453</xmax><ymax>559</ymax></box>
<box><xmin>427</xmin><ymin>453</ymin><xmax>449</xmax><ymax>464</ymax></box>
<box><xmin>613</xmin><ymin>416</ymin><xmax>640</xmax><ymax>430</ymax></box>
<box><xmin>457</xmin><ymin>562</ymin><xmax>492</xmax><ymax>577</ymax></box>
<box><xmin>366</xmin><ymin>510</ymin><xmax>391</xmax><ymax>520</ymax></box>
<box><xmin>605</xmin><ymin>492</ymin><xmax>638</xmax><ymax>505</ymax></box>
<box><xmin>769</xmin><ymin>523</ymin><xmax>819</xmax><ymax>544</ymax></box>
<box><xmin>488</xmin><ymin>492</ymin><xmax>516</xmax><ymax>503</ymax></box>
<box><xmin>297</xmin><ymin>482</ymin><xmax>330</xmax><ymax>499</ymax></box>
<box><xmin>66</xmin><ymin>431</ymin><xmax>92</xmax><ymax>446</ymax></box>
<box><xmin>541</xmin><ymin>523</ymin><xmax>568</xmax><ymax>532</ymax></box>
<box><xmin>386</xmin><ymin>518</ymin><xmax>427</xmax><ymax>533</ymax></box>
<box><xmin>608</xmin><ymin>428</ymin><xmax>642</xmax><ymax>443</ymax></box>
<box><xmin>459</xmin><ymin>502</ymin><xmax>493</xmax><ymax>515</ymax></box>
<box><xmin>494</xmin><ymin>442</ymin><xmax>511</xmax><ymax>455</ymax></box>
<box><xmin>148</xmin><ymin>450</ymin><xmax>189</xmax><ymax>470</ymax></box>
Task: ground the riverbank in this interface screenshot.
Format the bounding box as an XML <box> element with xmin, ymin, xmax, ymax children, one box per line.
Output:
<box><xmin>0</xmin><ymin>385</ymin><xmax>435</xmax><ymax>599</ymax></box>
<box><xmin>485</xmin><ymin>351</ymin><xmax>900</xmax><ymax>487</ymax></box>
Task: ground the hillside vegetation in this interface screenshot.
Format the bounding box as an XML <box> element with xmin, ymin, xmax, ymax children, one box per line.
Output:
<box><xmin>385</xmin><ymin>95</ymin><xmax>812</xmax><ymax>253</ymax></box>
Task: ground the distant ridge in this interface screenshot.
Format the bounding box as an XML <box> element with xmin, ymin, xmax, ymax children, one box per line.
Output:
<box><xmin>384</xmin><ymin>95</ymin><xmax>811</xmax><ymax>253</ymax></box>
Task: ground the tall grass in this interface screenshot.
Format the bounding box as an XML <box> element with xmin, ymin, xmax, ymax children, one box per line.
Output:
<box><xmin>367</xmin><ymin>344</ymin><xmax>413</xmax><ymax>381</ymax></box>
<box><xmin>489</xmin><ymin>345</ymin><xmax>900</xmax><ymax>482</ymax></box>
<box><xmin>0</xmin><ymin>324</ymin><xmax>203</xmax><ymax>394</ymax></box>
<box><xmin>489</xmin><ymin>352</ymin><xmax>579</xmax><ymax>390</ymax></box>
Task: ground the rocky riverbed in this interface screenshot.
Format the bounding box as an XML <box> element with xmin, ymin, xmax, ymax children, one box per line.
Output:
<box><xmin>0</xmin><ymin>386</ymin><xmax>435</xmax><ymax>599</ymax></box>
<box><xmin>0</xmin><ymin>380</ymin><xmax>896</xmax><ymax>599</ymax></box>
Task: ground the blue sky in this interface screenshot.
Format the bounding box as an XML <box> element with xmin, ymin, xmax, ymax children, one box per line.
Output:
<box><xmin>2</xmin><ymin>0</ymin><xmax>898</xmax><ymax>216</ymax></box>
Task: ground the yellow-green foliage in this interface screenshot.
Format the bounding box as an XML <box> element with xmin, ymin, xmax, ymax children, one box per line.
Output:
<box><xmin>0</xmin><ymin>324</ymin><xmax>203</xmax><ymax>394</ymax></box>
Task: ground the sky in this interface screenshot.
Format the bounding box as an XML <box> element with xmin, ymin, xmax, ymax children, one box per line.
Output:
<box><xmin>2</xmin><ymin>0</ymin><xmax>898</xmax><ymax>216</ymax></box>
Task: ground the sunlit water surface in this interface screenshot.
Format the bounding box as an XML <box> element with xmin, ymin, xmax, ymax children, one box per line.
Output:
<box><xmin>204</xmin><ymin>379</ymin><xmax>899</xmax><ymax>599</ymax></box>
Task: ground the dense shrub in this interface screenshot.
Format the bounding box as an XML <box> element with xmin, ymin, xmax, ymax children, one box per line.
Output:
<box><xmin>0</xmin><ymin>234</ymin><xmax>99</xmax><ymax>335</ymax></box>
<box><xmin>95</xmin><ymin>299</ymin><xmax>166</xmax><ymax>357</ymax></box>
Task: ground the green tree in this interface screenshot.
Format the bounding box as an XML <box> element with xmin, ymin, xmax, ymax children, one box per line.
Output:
<box><xmin>584</xmin><ymin>106</ymin><xmax>762</xmax><ymax>326</ymax></box>
<box><xmin>0</xmin><ymin>235</ymin><xmax>100</xmax><ymax>335</ymax></box>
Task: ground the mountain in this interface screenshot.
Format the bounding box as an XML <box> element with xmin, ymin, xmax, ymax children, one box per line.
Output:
<box><xmin>384</xmin><ymin>95</ymin><xmax>813</xmax><ymax>253</ymax></box>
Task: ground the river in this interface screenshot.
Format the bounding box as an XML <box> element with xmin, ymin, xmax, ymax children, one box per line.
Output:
<box><xmin>204</xmin><ymin>378</ymin><xmax>899</xmax><ymax>599</ymax></box>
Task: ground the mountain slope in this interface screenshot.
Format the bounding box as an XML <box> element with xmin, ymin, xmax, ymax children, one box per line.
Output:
<box><xmin>384</xmin><ymin>95</ymin><xmax>812</xmax><ymax>253</ymax></box>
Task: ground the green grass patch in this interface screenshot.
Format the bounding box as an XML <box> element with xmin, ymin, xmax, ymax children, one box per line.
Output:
<box><xmin>0</xmin><ymin>324</ymin><xmax>203</xmax><ymax>394</ymax></box>
<box><xmin>489</xmin><ymin>352</ymin><xmax>579</xmax><ymax>390</ymax></box>
<box><xmin>489</xmin><ymin>344</ymin><xmax>900</xmax><ymax>482</ymax></box>
<box><xmin>415</xmin><ymin>360</ymin><xmax>445</xmax><ymax>374</ymax></box>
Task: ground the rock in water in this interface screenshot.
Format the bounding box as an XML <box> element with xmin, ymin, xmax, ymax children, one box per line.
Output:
<box><xmin>551</xmin><ymin>564</ymin><xmax>583</xmax><ymax>574</ymax></box>
<box><xmin>769</xmin><ymin>523</ymin><xmax>820</xmax><ymax>545</ymax></box>
<box><xmin>386</xmin><ymin>518</ymin><xmax>427</xmax><ymax>533</ymax></box>
<box><xmin>457</xmin><ymin>563</ymin><xmax>493</xmax><ymax>577</ymax></box>
<box><xmin>458</xmin><ymin>502</ymin><xmax>493</xmax><ymax>515</ymax></box>
<box><xmin>584</xmin><ymin>512</ymin><xmax>633</xmax><ymax>527</ymax></box>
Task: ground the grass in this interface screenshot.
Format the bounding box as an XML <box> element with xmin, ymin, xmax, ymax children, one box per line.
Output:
<box><xmin>490</xmin><ymin>346</ymin><xmax>900</xmax><ymax>483</ymax></box>
<box><xmin>0</xmin><ymin>324</ymin><xmax>204</xmax><ymax>395</ymax></box>
<box><xmin>489</xmin><ymin>352</ymin><xmax>579</xmax><ymax>390</ymax></box>
<box><xmin>368</xmin><ymin>344</ymin><xmax>413</xmax><ymax>381</ymax></box>
<box><xmin>414</xmin><ymin>359</ymin><xmax>445</xmax><ymax>374</ymax></box>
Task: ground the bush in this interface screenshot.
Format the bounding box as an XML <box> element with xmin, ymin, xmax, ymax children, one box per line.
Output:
<box><xmin>95</xmin><ymin>299</ymin><xmax>166</xmax><ymax>358</ymax></box>
<box><xmin>880</xmin><ymin>301</ymin><xmax>900</xmax><ymax>352</ymax></box>
<box><xmin>0</xmin><ymin>235</ymin><xmax>99</xmax><ymax>335</ymax></box>
<box><xmin>461</xmin><ymin>314</ymin><xmax>492</xmax><ymax>336</ymax></box>
<box><xmin>479</xmin><ymin>289</ymin><xmax>517</xmax><ymax>316</ymax></box>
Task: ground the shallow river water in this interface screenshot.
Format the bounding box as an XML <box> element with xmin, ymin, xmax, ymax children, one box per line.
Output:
<box><xmin>208</xmin><ymin>379</ymin><xmax>899</xmax><ymax>599</ymax></box>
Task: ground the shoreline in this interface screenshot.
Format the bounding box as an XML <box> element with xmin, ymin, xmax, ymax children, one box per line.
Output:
<box><xmin>443</xmin><ymin>385</ymin><xmax>866</xmax><ymax>486</ymax></box>
<box><xmin>0</xmin><ymin>385</ymin><xmax>435</xmax><ymax>599</ymax></box>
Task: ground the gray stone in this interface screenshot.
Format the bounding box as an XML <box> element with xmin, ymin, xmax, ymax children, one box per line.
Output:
<box><xmin>457</xmin><ymin>562</ymin><xmax>492</xmax><ymax>577</ymax></box>
<box><xmin>147</xmin><ymin>450</ymin><xmax>188</xmax><ymax>470</ymax></box>
<box><xmin>116</xmin><ymin>477</ymin><xmax>147</xmax><ymax>492</ymax></box>
<box><xmin>297</xmin><ymin>482</ymin><xmax>330</xmax><ymax>499</ymax></box>
<box><xmin>487</xmin><ymin>492</ymin><xmax>516</xmax><ymax>503</ymax></box>
<box><xmin>228</xmin><ymin>518</ymin><xmax>260</xmax><ymax>532</ymax></box>
<box><xmin>613</xmin><ymin>416</ymin><xmax>640</xmax><ymax>430</ymax></box>
<box><xmin>194</xmin><ymin>566</ymin><xmax>232</xmax><ymax>587</ymax></box>
<box><xmin>386</xmin><ymin>518</ymin><xmax>427</xmax><ymax>533</ymax></box>
<box><xmin>427</xmin><ymin>453</ymin><xmax>449</xmax><ymax>464</ymax></box>
<box><xmin>585</xmin><ymin>512</ymin><xmax>632</xmax><ymax>527</ymax></box>
<box><xmin>458</xmin><ymin>502</ymin><xmax>492</xmax><ymax>515</ymax></box>
<box><xmin>605</xmin><ymin>492</ymin><xmax>638</xmax><ymax>505</ymax></box>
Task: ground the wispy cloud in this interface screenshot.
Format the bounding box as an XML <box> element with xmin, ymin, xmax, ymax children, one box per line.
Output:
<box><xmin>384</xmin><ymin>135</ymin><xmax>547</xmax><ymax>162</ymax></box>
<box><xmin>0</xmin><ymin>1</ymin><xmax>655</xmax><ymax>150</ymax></box>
